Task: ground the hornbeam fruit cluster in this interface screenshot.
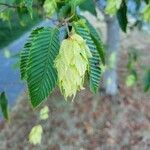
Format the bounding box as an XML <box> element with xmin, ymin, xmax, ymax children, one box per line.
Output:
<box><xmin>55</xmin><ymin>33</ymin><xmax>92</xmax><ymax>99</ymax></box>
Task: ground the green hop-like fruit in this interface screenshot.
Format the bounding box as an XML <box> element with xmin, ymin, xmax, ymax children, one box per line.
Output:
<box><xmin>55</xmin><ymin>33</ymin><xmax>92</xmax><ymax>99</ymax></box>
<box><xmin>29</xmin><ymin>125</ymin><xmax>43</xmax><ymax>145</ymax></box>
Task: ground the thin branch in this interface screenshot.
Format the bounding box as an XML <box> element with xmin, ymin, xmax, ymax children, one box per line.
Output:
<box><xmin>65</xmin><ymin>22</ymin><xmax>70</xmax><ymax>36</ymax></box>
<box><xmin>0</xmin><ymin>3</ymin><xmax>18</xmax><ymax>8</ymax></box>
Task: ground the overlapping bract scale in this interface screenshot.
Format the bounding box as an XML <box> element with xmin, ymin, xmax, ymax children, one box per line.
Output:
<box><xmin>55</xmin><ymin>33</ymin><xmax>92</xmax><ymax>99</ymax></box>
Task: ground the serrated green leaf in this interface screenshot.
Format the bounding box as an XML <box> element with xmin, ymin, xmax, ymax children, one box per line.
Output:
<box><xmin>117</xmin><ymin>1</ymin><xmax>128</xmax><ymax>32</ymax></box>
<box><xmin>20</xmin><ymin>27</ymin><xmax>44</xmax><ymax>80</ymax></box>
<box><xmin>73</xmin><ymin>24</ymin><xmax>101</xmax><ymax>93</ymax></box>
<box><xmin>77</xmin><ymin>16</ymin><xmax>105</xmax><ymax>64</ymax></box>
<box><xmin>26</xmin><ymin>27</ymin><xmax>60</xmax><ymax>108</ymax></box>
<box><xmin>85</xmin><ymin>21</ymin><xmax>105</xmax><ymax>64</ymax></box>
<box><xmin>78</xmin><ymin>16</ymin><xmax>105</xmax><ymax>64</ymax></box>
<box><xmin>0</xmin><ymin>92</ymin><xmax>9</xmax><ymax>120</ymax></box>
<box><xmin>91</xmin><ymin>35</ymin><xmax>105</xmax><ymax>65</ymax></box>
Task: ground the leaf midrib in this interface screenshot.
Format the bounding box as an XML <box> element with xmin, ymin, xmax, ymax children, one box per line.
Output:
<box><xmin>33</xmin><ymin>28</ymin><xmax>58</xmax><ymax>100</ymax></box>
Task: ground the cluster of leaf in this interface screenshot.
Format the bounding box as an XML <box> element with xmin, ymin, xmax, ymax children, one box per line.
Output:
<box><xmin>0</xmin><ymin>0</ymin><xmax>44</xmax><ymax>22</ymax></box>
<box><xmin>43</xmin><ymin>0</ymin><xmax>97</xmax><ymax>20</ymax></box>
<box><xmin>20</xmin><ymin>0</ymin><xmax>104</xmax><ymax>108</ymax></box>
<box><xmin>43</xmin><ymin>0</ymin><xmax>82</xmax><ymax>19</ymax></box>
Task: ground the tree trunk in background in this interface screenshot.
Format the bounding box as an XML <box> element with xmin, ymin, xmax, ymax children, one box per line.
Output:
<box><xmin>104</xmin><ymin>15</ymin><xmax>120</xmax><ymax>95</ymax></box>
<box><xmin>96</xmin><ymin>1</ymin><xmax>121</xmax><ymax>95</ymax></box>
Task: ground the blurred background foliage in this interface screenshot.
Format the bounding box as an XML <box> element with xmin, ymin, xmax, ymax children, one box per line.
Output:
<box><xmin>0</xmin><ymin>0</ymin><xmax>45</xmax><ymax>48</ymax></box>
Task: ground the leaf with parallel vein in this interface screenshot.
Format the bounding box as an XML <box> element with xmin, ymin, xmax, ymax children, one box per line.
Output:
<box><xmin>20</xmin><ymin>27</ymin><xmax>43</xmax><ymax>80</ymax></box>
<box><xmin>73</xmin><ymin>24</ymin><xmax>101</xmax><ymax>93</ymax></box>
<box><xmin>84</xmin><ymin>19</ymin><xmax>105</xmax><ymax>65</ymax></box>
<box><xmin>77</xmin><ymin>15</ymin><xmax>105</xmax><ymax>64</ymax></box>
<box><xmin>26</xmin><ymin>27</ymin><xmax>60</xmax><ymax>108</ymax></box>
